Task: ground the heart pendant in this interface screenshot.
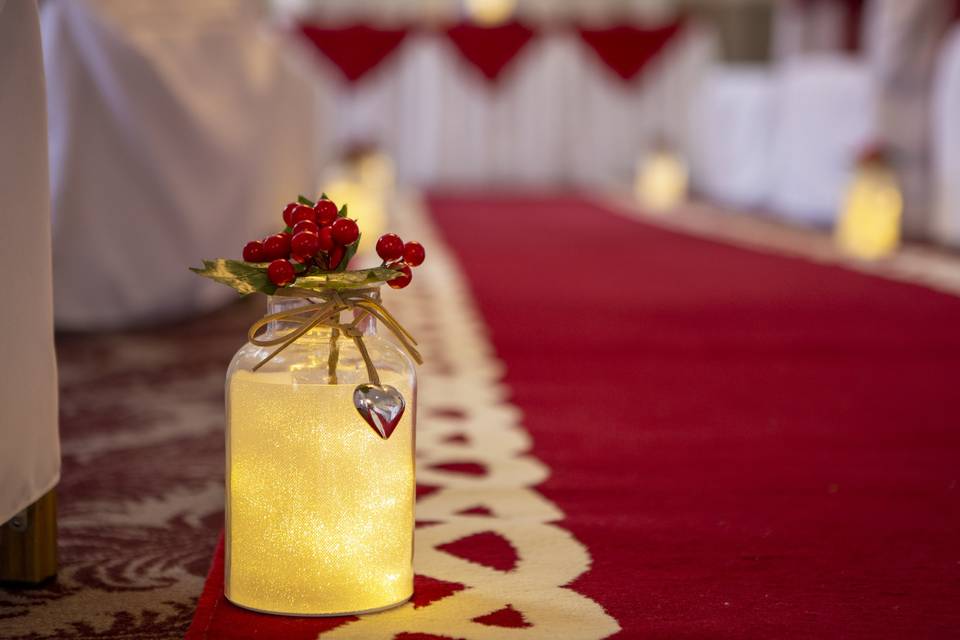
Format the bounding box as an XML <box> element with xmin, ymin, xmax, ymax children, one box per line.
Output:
<box><xmin>353</xmin><ymin>384</ymin><xmax>406</xmax><ymax>439</ymax></box>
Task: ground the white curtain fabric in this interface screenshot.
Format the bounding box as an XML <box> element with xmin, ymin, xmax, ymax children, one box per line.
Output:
<box><xmin>767</xmin><ymin>55</ymin><xmax>877</xmax><ymax>225</ymax></box>
<box><xmin>0</xmin><ymin>0</ymin><xmax>60</xmax><ymax>523</ymax></box>
<box><xmin>932</xmin><ymin>25</ymin><xmax>960</xmax><ymax>247</ymax></box>
<box><xmin>866</xmin><ymin>0</ymin><xmax>955</xmax><ymax>239</ymax></box>
<box><xmin>688</xmin><ymin>64</ymin><xmax>775</xmax><ymax>210</ymax></box>
<box><xmin>305</xmin><ymin>26</ymin><xmax>714</xmax><ymax>188</ymax></box>
<box><xmin>772</xmin><ymin>0</ymin><xmax>850</xmax><ymax>61</ymax></box>
<box><xmin>42</xmin><ymin>0</ymin><xmax>322</xmax><ymax>330</ymax></box>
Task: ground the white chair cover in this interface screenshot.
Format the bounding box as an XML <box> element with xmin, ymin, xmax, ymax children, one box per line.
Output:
<box><xmin>0</xmin><ymin>0</ymin><xmax>60</xmax><ymax>523</ymax></box>
<box><xmin>42</xmin><ymin>0</ymin><xmax>321</xmax><ymax>329</ymax></box>
<box><xmin>688</xmin><ymin>64</ymin><xmax>774</xmax><ymax>210</ymax></box>
<box><xmin>932</xmin><ymin>25</ymin><xmax>960</xmax><ymax>247</ymax></box>
<box><xmin>767</xmin><ymin>55</ymin><xmax>877</xmax><ymax>225</ymax></box>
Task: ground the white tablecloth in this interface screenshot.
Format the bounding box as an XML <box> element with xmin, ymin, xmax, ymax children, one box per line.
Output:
<box><xmin>688</xmin><ymin>64</ymin><xmax>775</xmax><ymax>210</ymax></box>
<box><xmin>0</xmin><ymin>0</ymin><xmax>60</xmax><ymax>523</ymax></box>
<box><xmin>767</xmin><ymin>55</ymin><xmax>877</xmax><ymax>225</ymax></box>
<box><xmin>42</xmin><ymin>0</ymin><xmax>321</xmax><ymax>329</ymax></box>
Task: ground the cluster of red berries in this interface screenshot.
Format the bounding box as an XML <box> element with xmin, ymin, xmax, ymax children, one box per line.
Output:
<box><xmin>241</xmin><ymin>197</ymin><xmax>425</xmax><ymax>289</ymax></box>
<box><xmin>375</xmin><ymin>233</ymin><xmax>425</xmax><ymax>289</ymax></box>
<box><xmin>242</xmin><ymin>198</ymin><xmax>359</xmax><ymax>287</ymax></box>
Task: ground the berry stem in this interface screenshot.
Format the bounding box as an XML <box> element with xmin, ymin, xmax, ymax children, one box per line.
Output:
<box><xmin>327</xmin><ymin>326</ymin><xmax>340</xmax><ymax>384</ymax></box>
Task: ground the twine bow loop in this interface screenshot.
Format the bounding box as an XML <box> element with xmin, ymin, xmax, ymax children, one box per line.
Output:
<box><xmin>247</xmin><ymin>288</ymin><xmax>422</xmax><ymax>377</ymax></box>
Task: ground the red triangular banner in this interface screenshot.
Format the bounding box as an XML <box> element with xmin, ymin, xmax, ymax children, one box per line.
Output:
<box><xmin>299</xmin><ymin>24</ymin><xmax>408</xmax><ymax>83</ymax></box>
<box><xmin>578</xmin><ymin>20</ymin><xmax>684</xmax><ymax>82</ymax></box>
<box><xmin>445</xmin><ymin>21</ymin><xmax>537</xmax><ymax>83</ymax></box>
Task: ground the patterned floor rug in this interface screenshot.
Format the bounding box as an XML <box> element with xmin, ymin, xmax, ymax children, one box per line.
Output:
<box><xmin>0</xmin><ymin>295</ymin><xmax>256</xmax><ymax>639</ymax></box>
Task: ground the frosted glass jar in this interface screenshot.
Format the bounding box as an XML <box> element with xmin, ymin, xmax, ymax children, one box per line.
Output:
<box><xmin>224</xmin><ymin>287</ymin><xmax>416</xmax><ymax>616</ymax></box>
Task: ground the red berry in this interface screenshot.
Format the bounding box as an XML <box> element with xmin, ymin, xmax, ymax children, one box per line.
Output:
<box><xmin>292</xmin><ymin>220</ymin><xmax>319</xmax><ymax>236</ymax></box>
<box><xmin>268</xmin><ymin>259</ymin><xmax>295</xmax><ymax>286</ymax></box>
<box><xmin>291</xmin><ymin>231</ymin><xmax>320</xmax><ymax>256</ymax></box>
<box><xmin>263</xmin><ymin>233</ymin><xmax>291</xmax><ymax>260</ymax></box>
<box><xmin>314</xmin><ymin>199</ymin><xmax>338</xmax><ymax>225</ymax></box>
<box><xmin>387</xmin><ymin>262</ymin><xmax>412</xmax><ymax>289</ymax></box>
<box><xmin>317</xmin><ymin>225</ymin><xmax>335</xmax><ymax>251</ymax></box>
<box><xmin>282</xmin><ymin>202</ymin><xmax>299</xmax><ymax>227</ymax></box>
<box><xmin>331</xmin><ymin>218</ymin><xmax>359</xmax><ymax>245</ymax></box>
<box><xmin>328</xmin><ymin>245</ymin><xmax>346</xmax><ymax>270</ymax></box>
<box><xmin>291</xmin><ymin>204</ymin><xmax>316</xmax><ymax>225</ymax></box>
<box><xmin>402</xmin><ymin>241</ymin><xmax>425</xmax><ymax>267</ymax></box>
<box><xmin>376</xmin><ymin>233</ymin><xmax>404</xmax><ymax>261</ymax></box>
<box><xmin>242</xmin><ymin>240</ymin><xmax>266</xmax><ymax>262</ymax></box>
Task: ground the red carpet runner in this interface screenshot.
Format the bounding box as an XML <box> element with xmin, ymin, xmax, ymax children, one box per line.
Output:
<box><xmin>187</xmin><ymin>194</ymin><xmax>960</xmax><ymax>638</ymax></box>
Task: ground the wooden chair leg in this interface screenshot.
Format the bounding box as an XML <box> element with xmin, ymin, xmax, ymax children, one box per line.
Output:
<box><xmin>0</xmin><ymin>489</ymin><xmax>57</xmax><ymax>584</ymax></box>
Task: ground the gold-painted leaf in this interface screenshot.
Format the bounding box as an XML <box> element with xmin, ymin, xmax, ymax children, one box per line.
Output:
<box><xmin>189</xmin><ymin>259</ymin><xmax>276</xmax><ymax>295</ymax></box>
<box><xmin>294</xmin><ymin>266</ymin><xmax>401</xmax><ymax>290</ymax></box>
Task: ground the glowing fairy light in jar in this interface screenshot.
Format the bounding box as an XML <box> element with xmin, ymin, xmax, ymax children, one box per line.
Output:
<box><xmin>835</xmin><ymin>144</ymin><xmax>903</xmax><ymax>261</ymax></box>
<box><xmin>193</xmin><ymin>194</ymin><xmax>426</xmax><ymax>616</ymax></box>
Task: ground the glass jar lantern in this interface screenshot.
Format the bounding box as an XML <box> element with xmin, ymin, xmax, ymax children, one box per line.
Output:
<box><xmin>224</xmin><ymin>287</ymin><xmax>416</xmax><ymax>616</ymax></box>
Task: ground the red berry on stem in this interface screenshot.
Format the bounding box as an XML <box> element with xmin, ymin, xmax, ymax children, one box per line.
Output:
<box><xmin>328</xmin><ymin>245</ymin><xmax>346</xmax><ymax>270</ymax></box>
<box><xmin>268</xmin><ymin>259</ymin><xmax>295</xmax><ymax>286</ymax></box>
<box><xmin>387</xmin><ymin>262</ymin><xmax>412</xmax><ymax>289</ymax></box>
<box><xmin>282</xmin><ymin>202</ymin><xmax>299</xmax><ymax>227</ymax></box>
<box><xmin>331</xmin><ymin>218</ymin><xmax>359</xmax><ymax>245</ymax></box>
<box><xmin>292</xmin><ymin>220</ymin><xmax>319</xmax><ymax>236</ymax></box>
<box><xmin>317</xmin><ymin>225</ymin><xmax>335</xmax><ymax>251</ymax></box>
<box><xmin>291</xmin><ymin>231</ymin><xmax>320</xmax><ymax>256</ymax></box>
<box><xmin>242</xmin><ymin>240</ymin><xmax>265</xmax><ymax>262</ymax></box>
<box><xmin>314</xmin><ymin>199</ymin><xmax>338</xmax><ymax>225</ymax></box>
<box><xmin>403</xmin><ymin>241</ymin><xmax>425</xmax><ymax>267</ymax></box>
<box><xmin>263</xmin><ymin>233</ymin><xmax>291</xmax><ymax>260</ymax></box>
<box><xmin>376</xmin><ymin>233</ymin><xmax>404</xmax><ymax>261</ymax></box>
<box><xmin>291</xmin><ymin>205</ymin><xmax>316</xmax><ymax>225</ymax></box>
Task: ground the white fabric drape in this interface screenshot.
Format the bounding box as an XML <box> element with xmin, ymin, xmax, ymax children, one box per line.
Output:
<box><xmin>932</xmin><ymin>25</ymin><xmax>960</xmax><ymax>247</ymax></box>
<box><xmin>304</xmin><ymin>26</ymin><xmax>713</xmax><ymax>188</ymax></box>
<box><xmin>866</xmin><ymin>0</ymin><xmax>955</xmax><ymax>239</ymax></box>
<box><xmin>0</xmin><ymin>0</ymin><xmax>60</xmax><ymax>523</ymax></box>
<box><xmin>43</xmin><ymin>0</ymin><xmax>322</xmax><ymax>329</ymax></box>
<box><xmin>688</xmin><ymin>65</ymin><xmax>775</xmax><ymax>210</ymax></box>
<box><xmin>767</xmin><ymin>55</ymin><xmax>877</xmax><ymax>225</ymax></box>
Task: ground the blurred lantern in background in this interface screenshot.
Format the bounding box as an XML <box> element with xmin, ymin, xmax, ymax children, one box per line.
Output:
<box><xmin>835</xmin><ymin>144</ymin><xmax>902</xmax><ymax>260</ymax></box>
<box><xmin>635</xmin><ymin>140</ymin><xmax>688</xmax><ymax>214</ymax></box>
<box><xmin>320</xmin><ymin>143</ymin><xmax>395</xmax><ymax>262</ymax></box>
<box><xmin>464</xmin><ymin>0</ymin><xmax>516</xmax><ymax>26</ymax></box>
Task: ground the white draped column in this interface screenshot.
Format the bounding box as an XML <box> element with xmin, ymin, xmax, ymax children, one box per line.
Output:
<box><xmin>0</xmin><ymin>0</ymin><xmax>60</xmax><ymax>523</ymax></box>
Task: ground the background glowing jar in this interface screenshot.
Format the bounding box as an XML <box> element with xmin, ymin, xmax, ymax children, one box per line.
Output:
<box><xmin>225</xmin><ymin>289</ymin><xmax>416</xmax><ymax>616</ymax></box>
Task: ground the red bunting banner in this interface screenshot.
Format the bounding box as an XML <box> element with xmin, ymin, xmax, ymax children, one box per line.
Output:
<box><xmin>299</xmin><ymin>24</ymin><xmax>408</xmax><ymax>83</ymax></box>
<box><xmin>578</xmin><ymin>20</ymin><xmax>685</xmax><ymax>82</ymax></box>
<box><xmin>445</xmin><ymin>21</ymin><xmax>537</xmax><ymax>83</ymax></box>
<box><xmin>297</xmin><ymin>19</ymin><xmax>686</xmax><ymax>86</ymax></box>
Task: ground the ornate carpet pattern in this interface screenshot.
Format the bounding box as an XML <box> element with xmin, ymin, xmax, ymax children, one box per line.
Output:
<box><xmin>0</xmin><ymin>295</ymin><xmax>253</xmax><ymax>639</ymax></box>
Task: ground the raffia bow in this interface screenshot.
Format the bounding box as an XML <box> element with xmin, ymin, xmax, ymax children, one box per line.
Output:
<box><xmin>247</xmin><ymin>288</ymin><xmax>422</xmax><ymax>384</ymax></box>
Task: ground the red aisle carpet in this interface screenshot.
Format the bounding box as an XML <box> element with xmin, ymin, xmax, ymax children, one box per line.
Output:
<box><xmin>187</xmin><ymin>194</ymin><xmax>960</xmax><ymax>638</ymax></box>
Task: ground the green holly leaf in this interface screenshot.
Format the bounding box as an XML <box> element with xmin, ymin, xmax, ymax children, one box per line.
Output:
<box><xmin>294</xmin><ymin>266</ymin><xmax>401</xmax><ymax>290</ymax></box>
<box><xmin>335</xmin><ymin>233</ymin><xmax>361</xmax><ymax>273</ymax></box>
<box><xmin>297</xmin><ymin>194</ymin><xmax>315</xmax><ymax>206</ymax></box>
<box><xmin>189</xmin><ymin>259</ymin><xmax>276</xmax><ymax>295</ymax></box>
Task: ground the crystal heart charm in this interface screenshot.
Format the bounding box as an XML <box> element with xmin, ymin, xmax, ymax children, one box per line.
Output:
<box><xmin>353</xmin><ymin>384</ymin><xmax>406</xmax><ymax>439</ymax></box>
